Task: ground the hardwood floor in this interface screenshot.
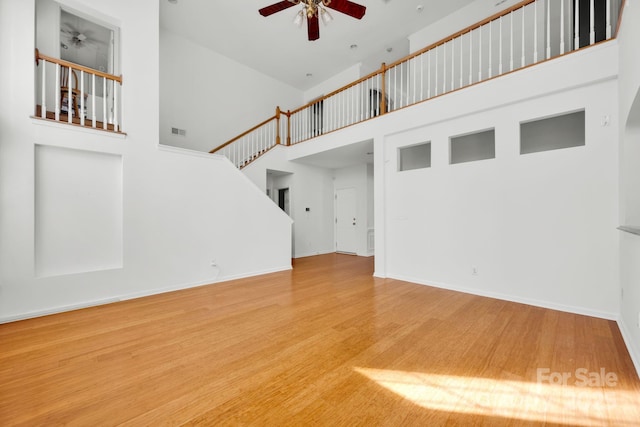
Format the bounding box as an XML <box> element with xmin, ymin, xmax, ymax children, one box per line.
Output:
<box><xmin>1</xmin><ymin>254</ymin><xmax>639</xmax><ymax>426</ymax></box>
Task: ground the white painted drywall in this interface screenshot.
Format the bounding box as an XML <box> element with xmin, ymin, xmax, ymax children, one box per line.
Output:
<box><xmin>384</xmin><ymin>80</ymin><xmax>618</xmax><ymax>319</ymax></box>
<box><xmin>160</xmin><ymin>29</ymin><xmax>303</xmax><ymax>153</ymax></box>
<box><xmin>288</xmin><ymin>41</ymin><xmax>620</xmax><ymax>320</ymax></box>
<box><xmin>243</xmin><ymin>146</ymin><xmax>335</xmax><ymax>258</ymax></box>
<box><xmin>303</xmin><ymin>63</ymin><xmax>362</xmax><ymax>104</ymax></box>
<box><xmin>617</xmin><ymin>0</ymin><xmax>640</xmax><ymax>376</ymax></box>
<box><xmin>0</xmin><ymin>0</ymin><xmax>292</xmax><ymax>322</ymax></box>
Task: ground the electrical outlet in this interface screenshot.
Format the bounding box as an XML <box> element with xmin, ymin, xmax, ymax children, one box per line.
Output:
<box><xmin>472</xmin><ymin>266</ymin><xmax>478</xmax><ymax>276</ymax></box>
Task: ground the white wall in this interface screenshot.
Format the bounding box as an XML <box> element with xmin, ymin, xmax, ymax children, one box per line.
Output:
<box><xmin>304</xmin><ymin>63</ymin><xmax>362</xmax><ymax>104</ymax></box>
<box><xmin>288</xmin><ymin>41</ymin><xmax>620</xmax><ymax>320</ymax></box>
<box><xmin>0</xmin><ymin>0</ymin><xmax>292</xmax><ymax>322</ymax></box>
<box><xmin>160</xmin><ymin>29</ymin><xmax>303</xmax><ymax>153</ymax></box>
<box><xmin>384</xmin><ymin>80</ymin><xmax>618</xmax><ymax>319</ymax></box>
<box><xmin>243</xmin><ymin>146</ymin><xmax>335</xmax><ymax>258</ymax></box>
<box><xmin>617</xmin><ymin>0</ymin><xmax>640</xmax><ymax>375</ymax></box>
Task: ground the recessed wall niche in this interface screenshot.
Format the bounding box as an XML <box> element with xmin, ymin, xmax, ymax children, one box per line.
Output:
<box><xmin>520</xmin><ymin>110</ymin><xmax>586</xmax><ymax>155</ymax></box>
<box><xmin>450</xmin><ymin>129</ymin><xmax>496</xmax><ymax>165</ymax></box>
<box><xmin>398</xmin><ymin>142</ymin><xmax>431</xmax><ymax>171</ymax></box>
<box><xmin>35</xmin><ymin>145</ymin><xmax>123</xmax><ymax>277</ymax></box>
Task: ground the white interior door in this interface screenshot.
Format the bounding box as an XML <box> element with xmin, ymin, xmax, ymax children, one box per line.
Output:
<box><xmin>336</xmin><ymin>188</ymin><xmax>357</xmax><ymax>254</ymax></box>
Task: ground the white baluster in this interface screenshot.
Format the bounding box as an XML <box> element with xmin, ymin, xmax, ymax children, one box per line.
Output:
<box><xmin>420</xmin><ymin>53</ymin><xmax>424</xmax><ymax>101</ymax></box>
<box><xmin>469</xmin><ymin>30</ymin><xmax>473</xmax><ymax>84</ymax></box>
<box><xmin>546</xmin><ymin>0</ymin><xmax>551</xmax><ymax>59</ymax></box>
<box><xmin>80</xmin><ymin>71</ymin><xmax>85</xmax><ymax>127</ymax></box>
<box><xmin>606</xmin><ymin>0</ymin><xmax>611</xmax><ymax>39</ymax></box>
<box><xmin>510</xmin><ymin>11</ymin><xmax>514</xmax><ymax>71</ymax></box>
<box><xmin>428</xmin><ymin>50</ymin><xmax>432</xmax><ymax>98</ymax></box>
<box><xmin>499</xmin><ymin>16</ymin><xmax>503</xmax><ymax>75</ymax></box>
<box><xmin>460</xmin><ymin>35</ymin><xmax>463</xmax><ymax>87</ymax></box>
<box><xmin>113</xmin><ymin>80</ymin><xmax>119</xmax><ymax>132</ymax></box>
<box><xmin>560</xmin><ymin>0</ymin><xmax>565</xmax><ymax>54</ymax></box>
<box><xmin>574</xmin><ymin>0</ymin><xmax>580</xmax><ymax>49</ymax></box>
<box><xmin>590</xmin><ymin>0</ymin><xmax>595</xmax><ymax>45</ymax></box>
<box><xmin>412</xmin><ymin>57</ymin><xmax>416</xmax><ymax>104</ymax></box>
<box><xmin>91</xmin><ymin>74</ymin><xmax>96</xmax><ymax>128</ymax></box>
<box><xmin>443</xmin><ymin>42</ymin><xmax>447</xmax><ymax>94</ymax></box>
<box><xmin>488</xmin><ymin>21</ymin><xmax>493</xmax><ymax>78</ymax></box>
<box><xmin>522</xmin><ymin>6</ymin><xmax>526</xmax><ymax>67</ymax></box>
<box><xmin>451</xmin><ymin>39</ymin><xmax>455</xmax><ymax>91</ymax></box>
<box><xmin>478</xmin><ymin>26</ymin><xmax>483</xmax><ymax>82</ymax></box>
<box><xmin>363</xmin><ymin>80</ymin><xmax>367</xmax><ymax>120</ymax></box>
<box><xmin>67</xmin><ymin>67</ymin><xmax>73</xmax><ymax>124</ymax></box>
<box><xmin>103</xmin><ymin>77</ymin><xmax>107</xmax><ymax>130</ymax></box>
<box><xmin>419</xmin><ymin>53</ymin><xmax>424</xmax><ymax>101</ymax></box>
<box><xmin>435</xmin><ymin>46</ymin><xmax>438</xmax><ymax>96</ymax></box>
<box><xmin>394</xmin><ymin>65</ymin><xmax>398</xmax><ymax>108</ymax></box>
<box><xmin>55</xmin><ymin>64</ymin><xmax>60</xmax><ymax>121</ymax></box>
<box><xmin>534</xmin><ymin>0</ymin><xmax>538</xmax><ymax>63</ymax></box>
<box><xmin>41</xmin><ymin>59</ymin><xmax>47</xmax><ymax>118</ymax></box>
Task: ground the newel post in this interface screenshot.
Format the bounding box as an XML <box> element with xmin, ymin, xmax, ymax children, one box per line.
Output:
<box><xmin>275</xmin><ymin>106</ymin><xmax>281</xmax><ymax>145</ymax></box>
<box><xmin>380</xmin><ymin>62</ymin><xmax>387</xmax><ymax>116</ymax></box>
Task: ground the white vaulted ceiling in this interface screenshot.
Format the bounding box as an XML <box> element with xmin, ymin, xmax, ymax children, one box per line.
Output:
<box><xmin>159</xmin><ymin>0</ymin><xmax>475</xmax><ymax>91</ymax></box>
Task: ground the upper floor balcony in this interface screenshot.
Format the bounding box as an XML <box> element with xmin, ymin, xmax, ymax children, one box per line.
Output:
<box><xmin>210</xmin><ymin>0</ymin><xmax>623</xmax><ymax>169</ymax></box>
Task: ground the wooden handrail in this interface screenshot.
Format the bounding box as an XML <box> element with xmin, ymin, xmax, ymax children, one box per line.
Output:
<box><xmin>288</xmin><ymin>0</ymin><xmax>537</xmax><ymax>117</ymax></box>
<box><xmin>35</xmin><ymin>49</ymin><xmax>123</xmax><ymax>84</ymax></box>
<box><xmin>210</xmin><ymin>113</ymin><xmax>278</xmax><ymax>154</ymax></box>
<box><xmin>213</xmin><ymin>0</ymin><xmax>626</xmax><ymax>157</ymax></box>
<box><xmin>288</xmin><ymin>65</ymin><xmax>387</xmax><ymax>116</ymax></box>
<box><xmin>386</xmin><ymin>0</ymin><xmax>537</xmax><ymax>70</ymax></box>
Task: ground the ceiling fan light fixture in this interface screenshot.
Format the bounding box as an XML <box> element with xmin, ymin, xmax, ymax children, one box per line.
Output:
<box><xmin>259</xmin><ymin>0</ymin><xmax>365</xmax><ymax>41</ymax></box>
<box><xmin>320</xmin><ymin>7</ymin><xmax>333</xmax><ymax>25</ymax></box>
<box><xmin>293</xmin><ymin>10</ymin><xmax>305</xmax><ymax>27</ymax></box>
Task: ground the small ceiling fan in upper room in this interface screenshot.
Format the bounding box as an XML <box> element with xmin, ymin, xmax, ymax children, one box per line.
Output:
<box><xmin>60</xmin><ymin>23</ymin><xmax>101</xmax><ymax>50</ymax></box>
<box><xmin>259</xmin><ymin>0</ymin><xmax>366</xmax><ymax>41</ymax></box>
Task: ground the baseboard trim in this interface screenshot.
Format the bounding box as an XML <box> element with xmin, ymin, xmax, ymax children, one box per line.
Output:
<box><xmin>0</xmin><ymin>298</ymin><xmax>122</xmax><ymax>324</ymax></box>
<box><xmin>617</xmin><ymin>317</ymin><xmax>640</xmax><ymax>379</ymax></box>
<box><xmin>120</xmin><ymin>265</ymin><xmax>293</xmax><ymax>302</ymax></box>
<box><xmin>0</xmin><ymin>265</ymin><xmax>292</xmax><ymax>324</ymax></box>
<box><xmin>387</xmin><ymin>273</ymin><xmax>618</xmax><ymax>321</ymax></box>
<box><xmin>294</xmin><ymin>250</ymin><xmax>336</xmax><ymax>259</ymax></box>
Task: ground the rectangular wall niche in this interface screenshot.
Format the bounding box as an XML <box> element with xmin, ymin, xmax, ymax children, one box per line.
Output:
<box><xmin>450</xmin><ymin>129</ymin><xmax>496</xmax><ymax>165</ymax></box>
<box><xmin>520</xmin><ymin>110</ymin><xmax>586</xmax><ymax>154</ymax></box>
<box><xmin>35</xmin><ymin>145</ymin><xmax>123</xmax><ymax>277</ymax></box>
<box><xmin>398</xmin><ymin>142</ymin><xmax>431</xmax><ymax>171</ymax></box>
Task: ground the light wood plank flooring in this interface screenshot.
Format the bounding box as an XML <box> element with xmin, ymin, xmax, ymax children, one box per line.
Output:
<box><xmin>1</xmin><ymin>254</ymin><xmax>639</xmax><ymax>426</ymax></box>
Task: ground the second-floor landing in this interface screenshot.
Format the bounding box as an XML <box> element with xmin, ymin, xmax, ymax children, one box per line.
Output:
<box><xmin>281</xmin><ymin>40</ymin><xmax>619</xmax><ymax>166</ymax></box>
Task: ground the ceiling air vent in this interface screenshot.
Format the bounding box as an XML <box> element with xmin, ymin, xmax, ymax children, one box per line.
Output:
<box><xmin>171</xmin><ymin>127</ymin><xmax>186</xmax><ymax>136</ymax></box>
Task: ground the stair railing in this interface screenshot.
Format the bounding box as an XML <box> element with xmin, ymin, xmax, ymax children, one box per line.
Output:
<box><xmin>34</xmin><ymin>49</ymin><xmax>123</xmax><ymax>133</ymax></box>
<box><xmin>212</xmin><ymin>0</ymin><xmax>623</xmax><ymax>168</ymax></box>
<box><xmin>209</xmin><ymin>107</ymin><xmax>284</xmax><ymax>169</ymax></box>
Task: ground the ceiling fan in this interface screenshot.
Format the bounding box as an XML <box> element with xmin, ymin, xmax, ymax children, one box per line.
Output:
<box><xmin>259</xmin><ymin>0</ymin><xmax>366</xmax><ymax>41</ymax></box>
<box><xmin>60</xmin><ymin>24</ymin><xmax>100</xmax><ymax>49</ymax></box>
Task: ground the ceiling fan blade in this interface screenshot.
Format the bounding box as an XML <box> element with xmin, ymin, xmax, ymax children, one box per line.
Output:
<box><xmin>307</xmin><ymin>15</ymin><xmax>320</xmax><ymax>41</ymax></box>
<box><xmin>325</xmin><ymin>0</ymin><xmax>366</xmax><ymax>19</ymax></box>
<box><xmin>259</xmin><ymin>1</ymin><xmax>298</xmax><ymax>17</ymax></box>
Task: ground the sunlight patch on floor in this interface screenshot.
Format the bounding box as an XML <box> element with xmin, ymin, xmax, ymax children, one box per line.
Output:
<box><xmin>354</xmin><ymin>367</ymin><xmax>640</xmax><ymax>426</ymax></box>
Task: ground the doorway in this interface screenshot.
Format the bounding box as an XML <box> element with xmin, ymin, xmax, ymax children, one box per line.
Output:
<box><xmin>336</xmin><ymin>188</ymin><xmax>357</xmax><ymax>254</ymax></box>
<box><xmin>278</xmin><ymin>188</ymin><xmax>290</xmax><ymax>216</ymax></box>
